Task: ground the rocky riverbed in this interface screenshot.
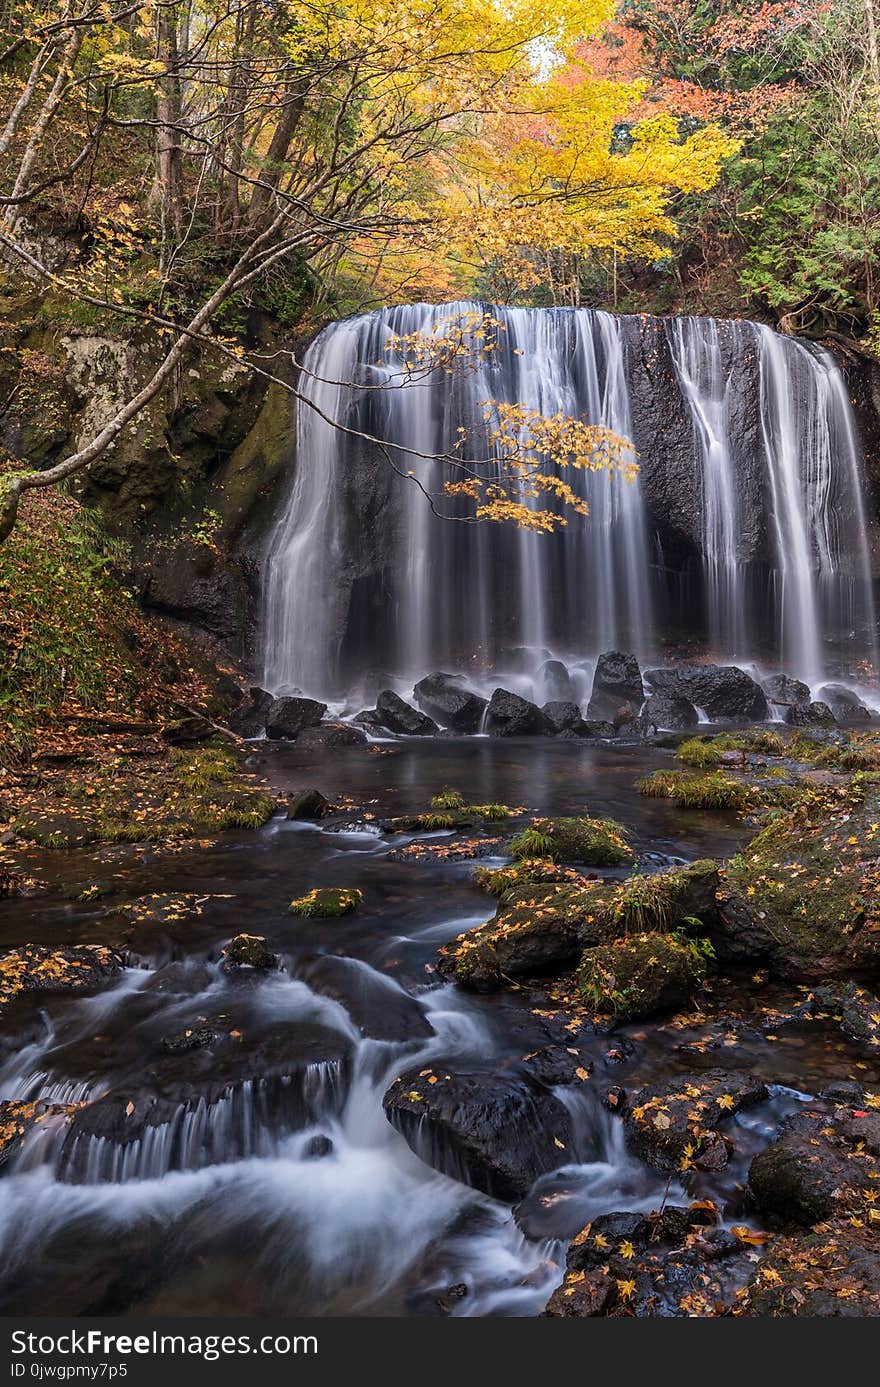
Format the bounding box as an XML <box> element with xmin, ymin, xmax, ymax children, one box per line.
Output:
<box><xmin>0</xmin><ymin>730</ymin><xmax>879</xmax><ymax>1316</ymax></box>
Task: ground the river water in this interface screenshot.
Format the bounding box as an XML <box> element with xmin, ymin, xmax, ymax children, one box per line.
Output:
<box><xmin>1</xmin><ymin>739</ymin><xmax>874</xmax><ymax>1315</ymax></box>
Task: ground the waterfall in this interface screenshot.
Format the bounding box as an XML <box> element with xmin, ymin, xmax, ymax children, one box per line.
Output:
<box><xmin>263</xmin><ymin>304</ymin><xmax>878</xmax><ymax>700</ymax></box>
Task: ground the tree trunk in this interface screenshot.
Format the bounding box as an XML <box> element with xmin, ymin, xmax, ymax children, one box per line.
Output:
<box><xmin>247</xmin><ymin>83</ymin><xmax>305</xmax><ymax>228</ymax></box>
<box><xmin>149</xmin><ymin>6</ymin><xmax>185</xmax><ymax>244</ymax></box>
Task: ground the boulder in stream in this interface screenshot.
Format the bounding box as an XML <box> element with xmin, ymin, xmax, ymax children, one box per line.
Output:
<box><xmin>541</xmin><ymin>701</ymin><xmax>591</xmax><ymax>736</ymax></box>
<box><xmin>623</xmin><ymin>1069</ymin><xmax>767</xmax><ymax>1173</ymax></box>
<box><xmin>221</xmin><ymin>933</ymin><xmax>278</xmax><ymax>969</ymax></box>
<box><xmin>644</xmin><ymin>664</ymin><xmax>768</xmax><ymax>722</ymax></box>
<box><xmin>577</xmin><ymin>931</ymin><xmax>709</xmax><ymax>1022</ymax></box>
<box><xmin>640</xmin><ymin>691</ymin><xmax>699</xmax><ymax>731</ymax></box>
<box><xmin>265</xmin><ymin>696</ymin><xmax>328</xmax><ymax>740</ymax></box>
<box><xmin>749</xmin><ymin>1103</ymin><xmax>880</xmax><ymax>1226</ymax></box>
<box><xmin>762</xmin><ymin>673</ymin><xmax>810</xmax><ymax>710</ymax></box>
<box><xmin>375</xmin><ymin>690</ymin><xmax>439</xmax><ymax>736</ymax></box>
<box><xmin>383</xmin><ymin>1064</ymin><xmax>575</xmax><ymax>1201</ymax></box>
<box><xmin>295</xmin><ymin>721</ymin><xmax>367</xmax><ymax>748</ymax></box>
<box><xmin>286</xmin><ymin>788</ymin><xmax>330</xmax><ymax>820</ymax></box>
<box><xmin>484</xmin><ymin>688</ymin><xmax>549</xmax><ymax>737</ymax></box>
<box><xmin>413</xmin><ymin>673</ymin><xmax>487</xmax><ymax>734</ymax></box>
<box><xmin>817</xmin><ymin>684</ymin><xmax>872</xmax><ymax>723</ymax></box>
<box><xmin>227</xmin><ymin>686</ymin><xmax>273</xmax><ymax>737</ymax></box>
<box><xmin>538</xmin><ymin>659</ymin><xmax>575</xmax><ymax>702</ymax></box>
<box><xmin>587</xmin><ymin>651</ymin><xmax>644</xmax><ymax>720</ymax></box>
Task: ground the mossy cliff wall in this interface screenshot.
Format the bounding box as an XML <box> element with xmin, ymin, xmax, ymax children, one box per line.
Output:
<box><xmin>0</xmin><ymin>278</ymin><xmax>301</xmax><ymax>662</ymax></box>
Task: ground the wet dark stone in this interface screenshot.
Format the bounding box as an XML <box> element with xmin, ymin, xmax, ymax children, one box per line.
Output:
<box><xmin>748</xmin><ymin>1107</ymin><xmax>874</xmax><ymax>1226</ymax></box>
<box><xmin>302</xmin><ymin>1134</ymin><xmax>334</xmax><ymax>1160</ymax></box>
<box><xmin>644</xmin><ymin>664</ymin><xmax>768</xmax><ymax>722</ymax></box>
<box><xmin>785</xmin><ymin>700</ymin><xmax>835</xmax><ymax>727</ymax></box>
<box><xmin>603</xmin><ymin>1085</ymin><xmax>626</xmax><ymax>1114</ymax></box>
<box><xmin>762</xmin><ymin>674</ymin><xmax>810</xmax><ymax>709</ymax></box>
<box><xmin>287</xmin><ymin>788</ymin><xmax>330</xmax><ymax>820</ymax></box>
<box><xmin>375</xmin><ymin>690</ymin><xmax>439</xmax><ymax>736</ymax></box>
<box><xmin>817</xmin><ymin>684</ymin><xmax>872</xmax><ymax>723</ymax></box>
<box><xmin>298</xmin><ymin>954</ymin><xmax>434</xmax><ymax>1042</ymax></box>
<box><xmin>160</xmin><ymin>1026</ymin><xmax>219</xmax><ymax>1054</ymax></box>
<box><xmin>587</xmin><ymin>651</ymin><xmax>644</xmax><ymax>720</ymax></box>
<box><xmin>295</xmin><ymin>721</ymin><xmax>367</xmax><ymax>748</ymax></box>
<box><xmin>383</xmin><ymin>1065</ymin><xmax>575</xmax><ymax>1201</ymax></box>
<box><xmin>640</xmin><ymin>691</ymin><xmax>699</xmax><ymax>731</ymax></box>
<box><xmin>538</xmin><ymin>660</ymin><xmax>575</xmax><ymax>702</ymax></box>
<box><xmin>484</xmin><ymin>688</ymin><xmax>549</xmax><ymax>737</ymax></box>
<box><xmin>624</xmin><ymin>1069</ymin><xmax>767</xmax><ymax>1172</ymax></box>
<box><xmin>541</xmin><ymin>701</ymin><xmax>591</xmax><ymax>735</ymax></box>
<box><xmin>227</xmin><ymin>687</ymin><xmax>273</xmax><ymax>738</ymax></box>
<box><xmin>413</xmin><ymin>673</ymin><xmax>487</xmax><ymax>734</ymax></box>
<box><xmin>567</xmin><ymin>1212</ymin><xmax>651</xmax><ymax>1272</ymax></box>
<box><xmin>221</xmin><ymin>933</ymin><xmax>278</xmax><ymax>970</ymax></box>
<box><xmin>265</xmin><ymin>696</ymin><xmax>328</xmax><ymax>740</ymax></box>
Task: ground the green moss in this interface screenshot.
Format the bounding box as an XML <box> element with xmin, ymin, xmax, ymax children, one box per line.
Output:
<box><xmin>609</xmin><ymin>860</ymin><xmax>718</xmax><ymax>934</ymax></box>
<box><xmin>670</xmin><ymin>774</ymin><xmax>748</xmax><ymax>811</ymax></box>
<box><xmin>288</xmin><ymin>887</ymin><xmax>363</xmax><ymax>918</ymax></box>
<box><xmin>638</xmin><ymin>769</ymin><xmax>688</xmax><ymax>797</ymax></box>
<box><xmin>677</xmin><ymin>737</ymin><xmax>724</xmax><ymax>769</ymax></box>
<box><xmin>577</xmin><ymin>931</ymin><xmax>709</xmax><ymax>1021</ymax></box>
<box><xmin>510</xmin><ymin>815</ymin><xmax>633</xmax><ymax>866</ymax></box>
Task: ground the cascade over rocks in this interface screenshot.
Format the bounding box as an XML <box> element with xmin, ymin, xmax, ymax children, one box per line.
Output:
<box><xmin>645</xmin><ymin>665</ymin><xmax>768</xmax><ymax>721</ymax></box>
<box><xmin>413</xmin><ymin>674</ymin><xmax>487</xmax><ymax>734</ymax></box>
<box><xmin>265</xmin><ymin>696</ymin><xmax>328</xmax><ymax>740</ymax></box>
<box><xmin>587</xmin><ymin>651</ymin><xmax>644</xmax><ymax>721</ymax></box>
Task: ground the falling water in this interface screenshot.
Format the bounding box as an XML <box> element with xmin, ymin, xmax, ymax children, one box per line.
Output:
<box><xmin>263</xmin><ymin>305</ymin><xmax>878</xmax><ymax>698</ymax></box>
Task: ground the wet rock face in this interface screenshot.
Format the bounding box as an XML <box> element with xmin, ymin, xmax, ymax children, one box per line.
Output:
<box><xmin>640</xmin><ymin>691</ymin><xmax>698</xmax><ymax>731</ymax></box>
<box><xmin>484</xmin><ymin>688</ymin><xmax>548</xmax><ymax>737</ymax></box>
<box><xmin>413</xmin><ymin>673</ymin><xmax>487</xmax><ymax>734</ymax></box>
<box><xmin>265</xmin><ymin>696</ymin><xmax>328</xmax><ymax>740</ymax></box>
<box><xmin>587</xmin><ymin>651</ymin><xmax>644</xmax><ymax>720</ymax></box>
<box><xmin>785</xmin><ymin>700</ymin><xmax>834</xmax><ymax>728</ymax></box>
<box><xmin>383</xmin><ymin>1065</ymin><xmax>575</xmax><ymax>1201</ymax></box>
<box><xmin>623</xmin><ymin>1070</ymin><xmax>768</xmax><ymax>1173</ymax></box>
<box><xmin>374</xmin><ymin>690</ymin><xmax>438</xmax><ymax>736</ymax></box>
<box><xmin>644</xmin><ymin>664</ymin><xmax>768</xmax><ymax>722</ymax></box>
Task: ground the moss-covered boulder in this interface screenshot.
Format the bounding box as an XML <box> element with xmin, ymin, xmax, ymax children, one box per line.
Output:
<box><xmin>440</xmin><ymin>861</ymin><xmax>720</xmax><ymax>992</ymax></box>
<box><xmin>288</xmin><ymin>887</ymin><xmax>362</xmax><ymax>918</ymax></box>
<box><xmin>718</xmin><ymin>792</ymin><xmax>880</xmax><ymax>979</ymax></box>
<box><xmin>509</xmin><ymin>815</ymin><xmax>633</xmax><ymax>866</ymax></box>
<box><xmin>438</xmin><ymin>879</ymin><xmax>618</xmax><ymax>990</ymax></box>
<box><xmin>577</xmin><ymin>931</ymin><xmax>709</xmax><ymax>1021</ymax></box>
<box><xmin>472</xmin><ymin>857</ymin><xmax>581</xmax><ymax>898</ymax></box>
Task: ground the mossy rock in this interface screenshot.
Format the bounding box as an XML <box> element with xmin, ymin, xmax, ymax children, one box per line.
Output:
<box><xmin>440</xmin><ymin>861</ymin><xmax>719</xmax><ymax>992</ymax></box>
<box><xmin>719</xmin><ymin>791</ymin><xmax>880</xmax><ymax>978</ymax></box>
<box><xmin>577</xmin><ymin>931</ymin><xmax>709</xmax><ymax>1021</ymax></box>
<box><xmin>288</xmin><ymin>887</ymin><xmax>363</xmax><ymax>918</ymax></box>
<box><xmin>438</xmin><ymin>880</ymin><xmax>617</xmax><ymax>991</ymax></box>
<box><xmin>510</xmin><ymin>815</ymin><xmax>633</xmax><ymax>866</ymax></box>
<box><xmin>473</xmin><ymin>857</ymin><xmax>581</xmax><ymax>898</ymax></box>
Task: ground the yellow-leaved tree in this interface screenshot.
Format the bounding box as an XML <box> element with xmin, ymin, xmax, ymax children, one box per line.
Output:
<box><xmin>0</xmin><ymin>0</ymin><xmax>736</xmax><ymax>540</ymax></box>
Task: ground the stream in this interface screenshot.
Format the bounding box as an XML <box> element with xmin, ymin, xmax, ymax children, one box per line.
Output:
<box><xmin>1</xmin><ymin>737</ymin><xmax>875</xmax><ymax>1316</ymax></box>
